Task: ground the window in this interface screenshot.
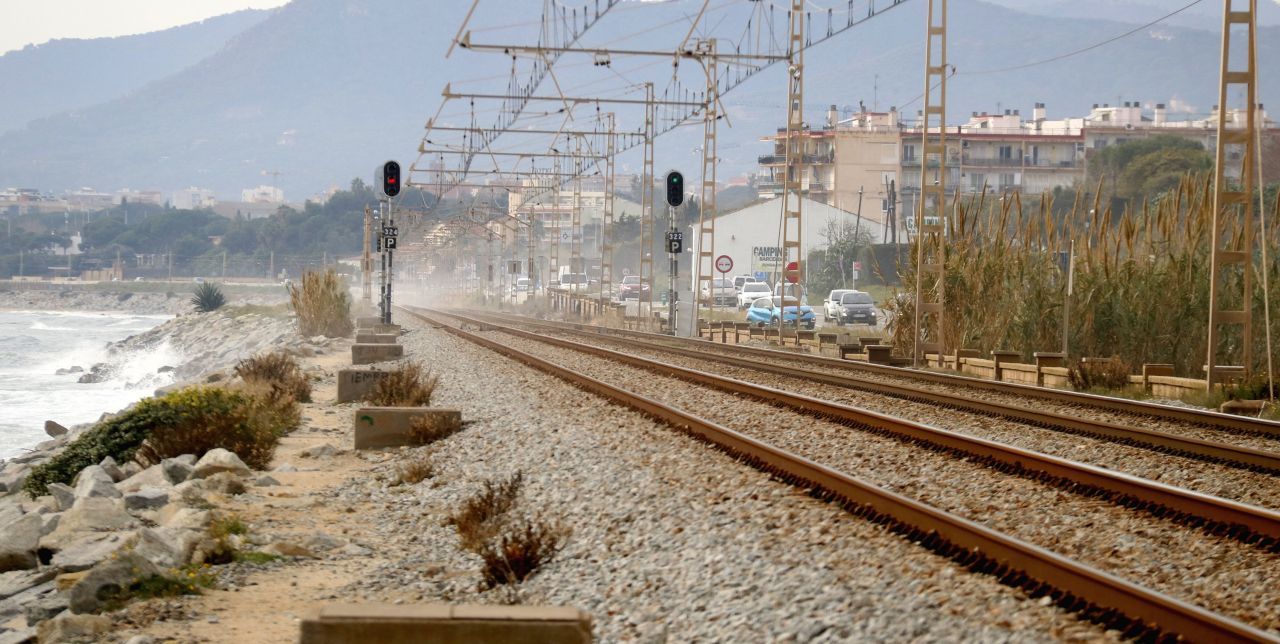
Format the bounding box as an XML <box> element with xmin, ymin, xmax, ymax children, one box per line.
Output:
<box><xmin>841</xmin><ymin>292</ymin><xmax>873</xmax><ymax>305</ymax></box>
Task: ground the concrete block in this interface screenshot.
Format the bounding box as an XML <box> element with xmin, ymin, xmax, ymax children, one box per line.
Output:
<box><xmin>300</xmin><ymin>603</ymin><xmax>592</xmax><ymax>644</ymax></box>
<box><xmin>355</xmin><ymin>316</ymin><xmax>381</xmax><ymax>329</ymax></box>
<box><xmin>351</xmin><ymin>344</ymin><xmax>403</xmax><ymax>365</ymax></box>
<box><xmin>354</xmin><ymin>333</ymin><xmax>398</xmax><ymax>345</ymax></box>
<box><xmin>353</xmin><ymin>408</ymin><xmax>462</xmax><ymax>450</ymax></box>
<box><xmin>373</xmin><ymin>324</ymin><xmax>402</xmax><ymax>335</ymax></box>
<box><xmin>336</xmin><ymin>370</ymin><xmax>393</xmax><ymax>403</ymax></box>
<box><xmin>865</xmin><ymin>344</ymin><xmax>893</xmax><ymax>365</ymax></box>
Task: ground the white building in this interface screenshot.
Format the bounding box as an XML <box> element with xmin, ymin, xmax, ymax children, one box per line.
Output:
<box><xmin>700</xmin><ymin>196</ymin><xmax>888</xmax><ymax>283</ymax></box>
<box><xmin>241</xmin><ymin>185</ymin><xmax>285</xmax><ymax>204</ymax></box>
<box><xmin>171</xmin><ymin>187</ymin><xmax>217</xmax><ymax>210</ymax></box>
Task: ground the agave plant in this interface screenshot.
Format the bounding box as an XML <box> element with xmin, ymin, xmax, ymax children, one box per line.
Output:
<box><xmin>191</xmin><ymin>281</ymin><xmax>227</xmax><ymax>313</ymax></box>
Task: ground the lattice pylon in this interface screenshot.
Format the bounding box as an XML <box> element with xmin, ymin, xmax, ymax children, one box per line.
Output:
<box><xmin>778</xmin><ymin>0</ymin><xmax>805</xmax><ymax>337</ymax></box>
<box><xmin>1206</xmin><ymin>0</ymin><xmax>1259</xmax><ymax>388</ymax></box>
<box><xmin>914</xmin><ymin>0</ymin><xmax>948</xmax><ymax>366</ymax></box>
<box><xmin>695</xmin><ymin>39</ymin><xmax>720</xmax><ymax>321</ymax></box>
<box><xmin>640</xmin><ymin>82</ymin><xmax>657</xmax><ymax>321</ymax></box>
<box><xmin>600</xmin><ymin>112</ymin><xmax>617</xmax><ymax>306</ymax></box>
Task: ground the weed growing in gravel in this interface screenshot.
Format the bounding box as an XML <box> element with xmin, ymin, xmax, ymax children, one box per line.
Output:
<box><xmin>407</xmin><ymin>414</ymin><xmax>459</xmax><ymax>445</ymax></box>
<box><xmin>448</xmin><ymin>473</ymin><xmax>524</xmax><ymax>551</ymax></box>
<box><xmin>477</xmin><ymin>519</ymin><xmax>569</xmax><ymax>588</ymax></box>
<box><xmin>393</xmin><ymin>453</ymin><xmax>435</xmax><ymax>485</ymax></box>
<box><xmin>235</xmin><ymin>351</ymin><xmax>312</xmax><ymax>403</ymax></box>
<box><xmin>364</xmin><ymin>362</ymin><xmax>439</xmax><ymax>407</ymax></box>
<box><xmin>234</xmin><ymin>551</ymin><xmax>282</xmax><ymax>565</ymax></box>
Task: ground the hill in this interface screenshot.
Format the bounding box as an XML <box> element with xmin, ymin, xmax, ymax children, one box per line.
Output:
<box><xmin>0</xmin><ymin>0</ymin><xmax>1275</xmax><ymax>196</ymax></box>
<box><xmin>0</xmin><ymin>9</ymin><xmax>271</xmax><ymax>136</ymax></box>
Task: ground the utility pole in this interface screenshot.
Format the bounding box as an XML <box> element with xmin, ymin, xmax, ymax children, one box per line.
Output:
<box><xmin>269</xmin><ymin>251</ymin><xmax>275</xmax><ymax>280</ymax></box>
<box><xmin>914</xmin><ymin>0</ymin><xmax>949</xmax><ymax>366</ymax></box>
<box><xmin>167</xmin><ymin>248</ymin><xmax>173</xmax><ymax>282</ymax></box>
<box><xmin>1206</xmin><ymin>0</ymin><xmax>1258</xmax><ymax>388</ymax></box>
<box><xmin>222</xmin><ymin>250</ymin><xmax>227</xmax><ymax>278</ymax></box>
<box><xmin>363</xmin><ymin>204</ymin><xmax>373</xmax><ymax>303</ymax></box>
<box><xmin>641</xmin><ymin>82</ymin><xmax>657</xmax><ymax>324</ymax></box>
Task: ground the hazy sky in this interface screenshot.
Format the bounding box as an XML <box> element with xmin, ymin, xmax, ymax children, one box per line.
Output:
<box><xmin>0</xmin><ymin>0</ymin><xmax>290</xmax><ymax>55</ymax></box>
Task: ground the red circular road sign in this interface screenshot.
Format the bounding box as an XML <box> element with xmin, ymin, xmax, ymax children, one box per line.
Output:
<box><xmin>784</xmin><ymin>260</ymin><xmax>800</xmax><ymax>284</ymax></box>
<box><xmin>715</xmin><ymin>255</ymin><xmax>733</xmax><ymax>274</ymax></box>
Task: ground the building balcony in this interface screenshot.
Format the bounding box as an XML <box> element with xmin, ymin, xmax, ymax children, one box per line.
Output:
<box><xmin>756</xmin><ymin>180</ymin><xmax>827</xmax><ymax>193</ymax></box>
<box><xmin>1024</xmin><ymin>159</ymin><xmax>1081</xmax><ymax>169</ymax></box>
<box><xmin>960</xmin><ymin>156</ymin><xmax>1023</xmax><ymax>167</ymax></box>
<box><xmin>757</xmin><ymin>153</ymin><xmax>834</xmax><ymax>165</ymax></box>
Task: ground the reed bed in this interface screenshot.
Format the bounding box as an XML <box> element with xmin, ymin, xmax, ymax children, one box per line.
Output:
<box><xmin>888</xmin><ymin>174</ymin><xmax>1280</xmax><ymax>378</ymax></box>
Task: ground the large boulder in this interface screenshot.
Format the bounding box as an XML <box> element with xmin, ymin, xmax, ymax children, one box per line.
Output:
<box><xmin>72</xmin><ymin>467</ymin><xmax>120</xmax><ymax>500</ymax></box>
<box><xmin>133</xmin><ymin>528</ymin><xmax>202</xmax><ymax>568</ymax></box>
<box><xmin>46</xmin><ymin>484</ymin><xmax>75</xmax><ymax>512</ymax></box>
<box><xmin>49</xmin><ymin>532</ymin><xmax>133</xmax><ymax>573</ymax></box>
<box><xmin>160</xmin><ymin>458</ymin><xmax>194</xmax><ymax>485</ymax></box>
<box><xmin>123</xmin><ymin>488</ymin><xmax>169</xmax><ymax>512</ymax></box>
<box><xmin>0</xmin><ymin>514</ymin><xmax>42</xmax><ymax>572</ymax></box>
<box><xmin>40</xmin><ymin>498</ymin><xmax>137</xmax><ymax>551</ymax></box>
<box><xmin>0</xmin><ymin>569</ymin><xmax>56</xmax><ymax>601</ymax></box>
<box><xmin>115</xmin><ymin>465</ymin><xmax>169</xmax><ymax>493</ymax></box>
<box><xmin>97</xmin><ymin>458</ymin><xmax>125</xmax><ymax>483</ymax></box>
<box><xmin>36</xmin><ymin>612</ymin><xmax>113</xmax><ymax>642</ymax></box>
<box><xmin>67</xmin><ymin>552</ymin><xmax>159</xmax><ymax>614</ymax></box>
<box><xmin>191</xmin><ymin>449</ymin><xmax>250</xmax><ymax>479</ymax></box>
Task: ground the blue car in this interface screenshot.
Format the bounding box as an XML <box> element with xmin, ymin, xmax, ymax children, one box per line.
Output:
<box><xmin>745</xmin><ymin>296</ymin><xmax>816</xmax><ymax>330</ymax></box>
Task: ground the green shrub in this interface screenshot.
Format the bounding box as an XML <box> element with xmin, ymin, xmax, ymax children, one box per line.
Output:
<box><xmin>24</xmin><ymin>385</ymin><xmax>298</xmax><ymax>497</ymax></box>
<box><xmin>289</xmin><ymin>268</ymin><xmax>353</xmax><ymax>338</ymax></box>
<box><xmin>364</xmin><ymin>362</ymin><xmax>438</xmax><ymax>407</ymax></box>
<box><xmin>191</xmin><ymin>282</ymin><xmax>227</xmax><ymax>313</ymax></box>
<box><xmin>141</xmin><ymin>386</ymin><xmax>297</xmax><ymax>471</ymax></box>
<box><xmin>234</xmin><ymin>351</ymin><xmax>312</xmax><ymax>403</ymax></box>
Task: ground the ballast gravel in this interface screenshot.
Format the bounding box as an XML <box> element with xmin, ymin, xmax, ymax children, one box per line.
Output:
<box><xmin>534</xmin><ymin>330</ymin><xmax>1280</xmax><ymax>511</ymax></box>
<box><xmin>339</xmin><ymin>315</ymin><xmax>1119</xmax><ymax>642</ymax></box>
<box><xmin>477</xmin><ymin>325</ymin><xmax>1280</xmax><ymax>634</ymax></box>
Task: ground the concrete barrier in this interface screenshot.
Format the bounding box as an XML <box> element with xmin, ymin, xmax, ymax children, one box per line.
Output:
<box><xmin>373</xmin><ymin>324</ymin><xmax>402</xmax><ymax>335</ymax></box>
<box><xmin>355</xmin><ymin>316</ymin><xmax>381</xmax><ymax>329</ymax></box>
<box><xmin>351</xmin><ymin>344</ymin><xmax>404</xmax><ymax>365</ymax></box>
<box><xmin>355</xmin><ymin>333</ymin><xmax>398</xmax><ymax>345</ymax></box>
<box><xmin>353</xmin><ymin>407</ymin><xmax>463</xmax><ymax>450</ymax></box>
<box><xmin>300</xmin><ymin>603</ymin><xmax>592</xmax><ymax>644</ymax></box>
<box><xmin>336</xmin><ymin>369</ymin><xmax>392</xmax><ymax>403</ymax></box>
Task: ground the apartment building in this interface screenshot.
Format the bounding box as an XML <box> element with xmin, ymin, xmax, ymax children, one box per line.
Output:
<box><xmin>759</xmin><ymin>101</ymin><xmax>1275</xmax><ymax>236</ymax></box>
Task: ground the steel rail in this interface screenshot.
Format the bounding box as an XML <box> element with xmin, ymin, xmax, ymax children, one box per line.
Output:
<box><xmin>399</xmin><ymin>305</ymin><xmax>1276</xmax><ymax>643</ymax></box>
<box><xmin>426</xmin><ymin>307</ymin><xmax>1280</xmax><ymax>548</ymax></box>
<box><xmin>474</xmin><ymin>312</ymin><xmax>1280</xmax><ymax>438</ymax></box>
<box><xmin>460</xmin><ymin>310</ymin><xmax>1280</xmax><ymax>474</ymax></box>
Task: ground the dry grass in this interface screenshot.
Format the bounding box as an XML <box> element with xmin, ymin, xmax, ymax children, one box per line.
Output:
<box><xmin>289</xmin><ymin>268</ymin><xmax>353</xmax><ymax>338</ymax></box>
<box><xmin>476</xmin><ymin>519</ymin><xmax>569</xmax><ymax>588</ymax></box>
<box><xmin>890</xmin><ymin>175</ymin><xmax>1280</xmax><ymax>377</ymax></box>
<box><xmin>393</xmin><ymin>453</ymin><xmax>435</xmax><ymax>485</ymax></box>
<box><xmin>234</xmin><ymin>351</ymin><xmax>312</xmax><ymax>403</ymax></box>
<box><xmin>363</xmin><ymin>362</ymin><xmax>439</xmax><ymax>407</ymax></box>
<box><xmin>1067</xmin><ymin>357</ymin><xmax>1134</xmax><ymax>391</ymax></box>
<box><xmin>447</xmin><ymin>473</ymin><xmax>523</xmax><ymax>552</ymax></box>
<box><xmin>407</xmin><ymin>414</ymin><xmax>460</xmax><ymax>445</ymax></box>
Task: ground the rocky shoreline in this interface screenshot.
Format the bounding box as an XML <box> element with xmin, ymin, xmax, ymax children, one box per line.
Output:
<box><xmin>0</xmin><ymin>289</ymin><xmax>287</xmax><ymax>316</ymax></box>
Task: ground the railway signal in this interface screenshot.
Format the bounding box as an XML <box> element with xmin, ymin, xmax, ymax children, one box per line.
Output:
<box><xmin>665</xmin><ymin>170</ymin><xmax>684</xmax><ymax>207</ymax></box>
<box><xmin>377</xmin><ymin>160</ymin><xmax>401</xmax><ymax>198</ymax></box>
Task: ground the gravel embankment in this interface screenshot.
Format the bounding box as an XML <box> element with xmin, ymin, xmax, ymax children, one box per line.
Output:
<box><xmin>670</xmin><ymin>338</ymin><xmax>1280</xmax><ymax>453</ymax></box>
<box><xmin>529</xmin><ymin>330</ymin><xmax>1280</xmax><ymax>511</ymax></box>
<box><xmin>472</xmin><ymin>326</ymin><xmax>1280</xmax><ymax>634</ymax></box>
<box><xmin>0</xmin><ymin>288</ymin><xmax>287</xmax><ymax>315</ymax></box>
<box><xmin>348</xmin><ymin>316</ymin><xmax>1118</xmax><ymax>642</ymax></box>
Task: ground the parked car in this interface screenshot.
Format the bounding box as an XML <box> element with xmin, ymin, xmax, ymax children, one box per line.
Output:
<box><xmin>823</xmin><ymin>289</ymin><xmax>856</xmax><ymax>321</ymax></box>
<box><xmin>700</xmin><ymin>277</ymin><xmax>737</xmax><ymax>306</ymax></box>
<box><xmin>732</xmin><ymin>275</ymin><xmax>757</xmax><ymax>292</ymax></box>
<box><xmin>559</xmin><ymin>272</ymin><xmax>590</xmax><ymax>293</ymax></box>
<box><xmin>736</xmin><ymin>281</ymin><xmax>772</xmax><ymax>308</ymax></box>
<box><xmin>745</xmin><ymin>296</ymin><xmax>816</xmax><ymax>330</ymax></box>
<box><xmin>835</xmin><ymin>291</ymin><xmax>877</xmax><ymax>326</ymax></box>
<box><xmin>773</xmin><ymin>282</ymin><xmax>808</xmax><ymax>306</ymax></box>
<box><xmin>618</xmin><ymin>275</ymin><xmax>649</xmax><ymax>300</ymax></box>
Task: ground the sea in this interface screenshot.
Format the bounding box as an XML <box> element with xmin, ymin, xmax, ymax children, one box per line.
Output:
<box><xmin>0</xmin><ymin>310</ymin><xmax>175</xmax><ymax>463</ymax></box>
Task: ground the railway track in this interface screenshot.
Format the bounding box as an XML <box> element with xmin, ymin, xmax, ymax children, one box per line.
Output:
<box><xmin>473</xmin><ymin>310</ymin><xmax>1280</xmax><ymax>440</ymax></box>
<box><xmin>460</xmin><ymin>310</ymin><xmax>1280</xmax><ymax>478</ymax></box>
<box><xmin>400</xmin><ymin>305</ymin><xmax>1279</xmax><ymax>642</ymax></box>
